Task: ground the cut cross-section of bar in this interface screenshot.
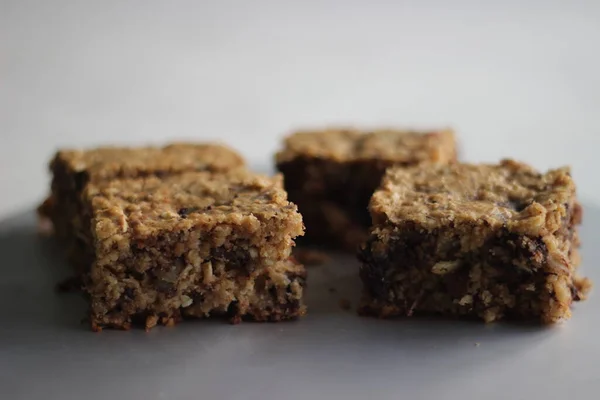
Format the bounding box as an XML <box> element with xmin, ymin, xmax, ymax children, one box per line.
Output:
<box><xmin>82</xmin><ymin>170</ymin><xmax>305</xmax><ymax>330</ymax></box>
<box><xmin>359</xmin><ymin>160</ymin><xmax>590</xmax><ymax>323</ymax></box>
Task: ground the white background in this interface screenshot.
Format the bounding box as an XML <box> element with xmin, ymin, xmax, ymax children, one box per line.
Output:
<box><xmin>1</xmin><ymin>1</ymin><xmax>600</xmax><ymax>217</ymax></box>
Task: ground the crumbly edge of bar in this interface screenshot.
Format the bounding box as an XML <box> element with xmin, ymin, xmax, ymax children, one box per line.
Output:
<box><xmin>44</xmin><ymin>159</ymin><xmax>79</xmax><ymax>240</ymax></box>
<box><xmin>358</xmin><ymin>205</ymin><xmax>589</xmax><ymax>323</ymax></box>
<box><xmin>40</xmin><ymin>160</ymin><xmax>99</xmax><ymax>272</ymax></box>
<box><xmin>89</xmin><ymin>259</ymin><xmax>306</xmax><ymax>331</ymax></box>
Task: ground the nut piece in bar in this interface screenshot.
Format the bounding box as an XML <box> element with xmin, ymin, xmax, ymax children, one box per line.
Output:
<box><xmin>358</xmin><ymin>160</ymin><xmax>590</xmax><ymax>323</ymax></box>
<box><xmin>39</xmin><ymin>143</ymin><xmax>245</xmax><ymax>269</ymax></box>
<box><xmin>82</xmin><ymin>170</ymin><xmax>305</xmax><ymax>330</ymax></box>
<box><xmin>276</xmin><ymin>128</ymin><xmax>457</xmax><ymax>250</ymax></box>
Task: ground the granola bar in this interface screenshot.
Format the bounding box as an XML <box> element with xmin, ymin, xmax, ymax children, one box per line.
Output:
<box><xmin>40</xmin><ymin>143</ymin><xmax>245</xmax><ymax>269</ymax></box>
<box><xmin>358</xmin><ymin>160</ymin><xmax>590</xmax><ymax>323</ymax></box>
<box><xmin>82</xmin><ymin>170</ymin><xmax>305</xmax><ymax>330</ymax></box>
<box><xmin>276</xmin><ymin>128</ymin><xmax>456</xmax><ymax>250</ymax></box>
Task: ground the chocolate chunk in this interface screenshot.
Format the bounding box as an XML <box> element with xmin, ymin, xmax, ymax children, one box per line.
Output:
<box><xmin>178</xmin><ymin>207</ymin><xmax>199</xmax><ymax>218</ymax></box>
<box><xmin>443</xmin><ymin>269</ymin><xmax>470</xmax><ymax>298</ymax></box>
<box><xmin>123</xmin><ymin>287</ymin><xmax>135</xmax><ymax>299</ymax></box>
<box><xmin>128</xmin><ymin>270</ymin><xmax>145</xmax><ymax>281</ymax></box>
<box><xmin>210</xmin><ymin>245</ymin><xmax>252</xmax><ymax>272</ymax></box>
<box><xmin>506</xmin><ymin>198</ymin><xmax>530</xmax><ymax>212</ymax></box>
<box><xmin>254</xmin><ymin>274</ymin><xmax>268</xmax><ymax>293</ymax></box>
<box><xmin>269</xmin><ymin>285</ymin><xmax>279</xmax><ymax>300</ymax></box>
<box><xmin>570</xmin><ymin>284</ymin><xmax>581</xmax><ymax>301</ymax></box>
<box><xmin>156</xmin><ymin>281</ymin><xmax>176</xmax><ymax>296</ymax></box>
<box><xmin>73</xmin><ymin>171</ymin><xmax>89</xmax><ymax>192</ymax></box>
<box><xmin>283</xmin><ymin>299</ymin><xmax>301</xmax><ymax>313</ymax></box>
<box><xmin>227</xmin><ymin>300</ymin><xmax>240</xmax><ymax>316</ymax></box>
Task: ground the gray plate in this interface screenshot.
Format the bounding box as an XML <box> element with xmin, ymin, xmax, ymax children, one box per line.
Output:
<box><xmin>1</xmin><ymin>204</ymin><xmax>599</xmax><ymax>400</ymax></box>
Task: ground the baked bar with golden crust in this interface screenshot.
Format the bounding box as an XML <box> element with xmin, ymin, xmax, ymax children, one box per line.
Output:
<box><xmin>276</xmin><ymin>128</ymin><xmax>457</xmax><ymax>250</ymax></box>
<box><xmin>39</xmin><ymin>143</ymin><xmax>245</xmax><ymax>269</ymax></box>
<box><xmin>359</xmin><ymin>160</ymin><xmax>590</xmax><ymax>323</ymax></box>
<box><xmin>82</xmin><ymin>170</ymin><xmax>305</xmax><ymax>330</ymax></box>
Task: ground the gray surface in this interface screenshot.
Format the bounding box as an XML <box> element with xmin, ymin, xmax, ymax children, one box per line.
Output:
<box><xmin>1</xmin><ymin>203</ymin><xmax>598</xmax><ymax>400</ymax></box>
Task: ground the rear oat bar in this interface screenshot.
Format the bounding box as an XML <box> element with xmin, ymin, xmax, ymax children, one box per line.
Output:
<box><xmin>39</xmin><ymin>143</ymin><xmax>245</xmax><ymax>269</ymax></box>
<box><xmin>276</xmin><ymin>128</ymin><xmax>456</xmax><ymax>250</ymax></box>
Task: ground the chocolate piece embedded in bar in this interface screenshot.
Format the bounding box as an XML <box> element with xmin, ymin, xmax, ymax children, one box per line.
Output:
<box><xmin>359</xmin><ymin>160</ymin><xmax>590</xmax><ymax>323</ymax></box>
<box><xmin>83</xmin><ymin>170</ymin><xmax>305</xmax><ymax>330</ymax></box>
<box><xmin>276</xmin><ymin>128</ymin><xmax>456</xmax><ymax>250</ymax></box>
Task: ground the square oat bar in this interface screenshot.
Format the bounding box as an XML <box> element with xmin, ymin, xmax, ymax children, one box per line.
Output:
<box><xmin>358</xmin><ymin>160</ymin><xmax>590</xmax><ymax>323</ymax></box>
<box><xmin>276</xmin><ymin>128</ymin><xmax>456</xmax><ymax>250</ymax></box>
<box><xmin>40</xmin><ymin>143</ymin><xmax>245</xmax><ymax>268</ymax></box>
<box><xmin>82</xmin><ymin>170</ymin><xmax>305</xmax><ymax>330</ymax></box>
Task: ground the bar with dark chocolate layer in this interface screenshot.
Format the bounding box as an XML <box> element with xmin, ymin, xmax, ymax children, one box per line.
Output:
<box><xmin>276</xmin><ymin>128</ymin><xmax>457</xmax><ymax>250</ymax></box>
<box><xmin>358</xmin><ymin>160</ymin><xmax>590</xmax><ymax>323</ymax></box>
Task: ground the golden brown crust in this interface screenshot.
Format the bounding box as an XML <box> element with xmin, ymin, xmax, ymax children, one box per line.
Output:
<box><xmin>276</xmin><ymin>128</ymin><xmax>456</xmax><ymax>164</ymax></box>
<box><xmin>85</xmin><ymin>170</ymin><xmax>302</xmax><ymax>243</ymax></box>
<box><xmin>51</xmin><ymin>142</ymin><xmax>245</xmax><ymax>183</ymax></box>
<box><xmin>371</xmin><ymin>159</ymin><xmax>575</xmax><ymax>237</ymax></box>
